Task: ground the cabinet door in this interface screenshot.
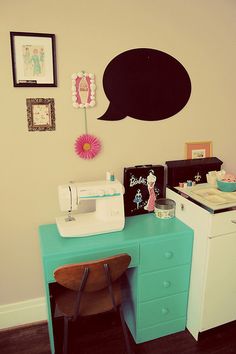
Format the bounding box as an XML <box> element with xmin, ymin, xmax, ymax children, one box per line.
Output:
<box><xmin>201</xmin><ymin>232</ymin><xmax>236</xmax><ymax>331</ymax></box>
<box><xmin>166</xmin><ymin>187</ymin><xmax>210</xmax><ymax>340</ymax></box>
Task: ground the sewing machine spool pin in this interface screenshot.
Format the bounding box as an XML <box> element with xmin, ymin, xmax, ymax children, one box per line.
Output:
<box><xmin>65</xmin><ymin>184</ymin><xmax>75</xmax><ymax>222</ymax></box>
<box><xmin>65</xmin><ymin>210</ymin><xmax>75</xmax><ymax>222</ymax></box>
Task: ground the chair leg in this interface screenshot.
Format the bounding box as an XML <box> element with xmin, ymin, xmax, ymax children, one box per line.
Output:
<box><xmin>119</xmin><ymin>306</ymin><xmax>134</xmax><ymax>354</ymax></box>
<box><xmin>63</xmin><ymin>317</ymin><xmax>69</xmax><ymax>354</ymax></box>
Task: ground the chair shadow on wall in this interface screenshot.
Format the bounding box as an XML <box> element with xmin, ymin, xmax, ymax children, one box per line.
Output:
<box><xmin>52</xmin><ymin>254</ymin><xmax>134</xmax><ymax>354</ymax></box>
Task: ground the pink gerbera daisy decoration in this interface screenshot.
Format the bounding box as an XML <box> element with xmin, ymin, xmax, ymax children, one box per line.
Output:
<box><xmin>74</xmin><ymin>133</ymin><xmax>101</xmax><ymax>159</ymax></box>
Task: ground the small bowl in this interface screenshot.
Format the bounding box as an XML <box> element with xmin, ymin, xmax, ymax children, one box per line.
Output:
<box><xmin>217</xmin><ymin>180</ymin><xmax>236</xmax><ymax>192</ymax></box>
<box><xmin>155</xmin><ymin>198</ymin><xmax>176</xmax><ymax>219</ymax></box>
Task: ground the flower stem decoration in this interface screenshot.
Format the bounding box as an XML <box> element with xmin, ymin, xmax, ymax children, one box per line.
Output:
<box><xmin>72</xmin><ymin>71</ymin><xmax>101</xmax><ymax>160</ymax></box>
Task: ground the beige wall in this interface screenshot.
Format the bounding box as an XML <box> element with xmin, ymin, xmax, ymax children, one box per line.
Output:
<box><xmin>1</xmin><ymin>0</ymin><xmax>236</xmax><ymax>305</ymax></box>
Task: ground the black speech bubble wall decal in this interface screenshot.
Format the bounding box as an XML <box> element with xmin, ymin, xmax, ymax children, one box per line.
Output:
<box><xmin>98</xmin><ymin>48</ymin><xmax>191</xmax><ymax>121</ymax></box>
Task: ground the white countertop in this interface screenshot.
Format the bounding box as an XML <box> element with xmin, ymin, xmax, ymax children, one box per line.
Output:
<box><xmin>173</xmin><ymin>183</ymin><xmax>236</xmax><ymax>212</ymax></box>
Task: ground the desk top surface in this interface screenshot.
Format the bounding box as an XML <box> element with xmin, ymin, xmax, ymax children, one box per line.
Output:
<box><xmin>39</xmin><ymin>214</ymin><xmax>193</xmax><ymax>258</ymax></box>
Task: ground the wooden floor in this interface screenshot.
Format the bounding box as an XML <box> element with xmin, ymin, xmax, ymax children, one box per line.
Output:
<box><xmin>1</xmin><ymin>314</ymin><xmax>236</xmax><ymax>354</ymax></box>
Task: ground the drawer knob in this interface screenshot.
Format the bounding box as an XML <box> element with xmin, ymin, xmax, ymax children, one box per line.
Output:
<box><xmin>164</xmin><ymin>251</ymin><xmax>173</xmax><ymax>259</ymax></box>
<box><xmin>163</xmin><ymin>280</ymin><xmax>171</xmax><ymax>288</ymax></box>
<box><xmin>231</xmin><ymin>220</ymin><xmax>236</xmax><ymax>224</ymax></box>
<box><xmin>161</xmin><ymin>308</ymin><xmax>169</xmax><ymax>315</ymax></box>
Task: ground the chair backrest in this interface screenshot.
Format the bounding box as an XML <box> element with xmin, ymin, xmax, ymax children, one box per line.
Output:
<box><xmin>54</xmin><ymin>253</ymin><xmax>131</xmax><ymax>292</ymax></box>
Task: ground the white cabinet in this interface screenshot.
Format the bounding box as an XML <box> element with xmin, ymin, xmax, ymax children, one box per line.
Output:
<box><xmin>166</xmin><ymin>187</ymin><xmax>236</xmax><ymax>340</ymax></box>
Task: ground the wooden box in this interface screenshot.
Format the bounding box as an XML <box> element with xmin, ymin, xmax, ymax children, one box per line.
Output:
<box><xmin>166</xmin><ymin>157</ymin><xmax>223</xmax><ymax>187</ymax></box>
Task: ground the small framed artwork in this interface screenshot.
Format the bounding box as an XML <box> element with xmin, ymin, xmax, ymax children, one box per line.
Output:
<box><xmin>185</xmin><ymin>141</ymin><xmax>212</xmax><ymax>159</ymax></box>
<box><xmin>72</xmin><ymin>72</ymin><xmax>96</xmax><ymax>108</ymax></box>
<box><xmin>10</xmin><ymin>32</ymin><xmax>57</xmax><ymax>87</ymax></box>
<box><xmin>26</xmin><ymin>98</ymin><xmax>55</xmax><ymax>131</ymax></box>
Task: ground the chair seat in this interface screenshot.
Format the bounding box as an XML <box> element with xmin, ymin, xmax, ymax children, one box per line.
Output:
<box><xmin>56</xmin><ymin>280</ymin><xmax>122</xmax><ymax>317</ymax></box>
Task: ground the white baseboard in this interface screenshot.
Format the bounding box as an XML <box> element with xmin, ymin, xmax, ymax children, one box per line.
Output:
<box><xmin>0</xmin><ymin>297</ymin><xmax>47</xmax><ymax>330</ymax></box>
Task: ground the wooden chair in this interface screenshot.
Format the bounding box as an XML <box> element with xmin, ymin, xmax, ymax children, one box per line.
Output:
<box><xmin>53</xmin><ymin>253</ymin><xmax>133</xmax><ymax>354</ymax></box>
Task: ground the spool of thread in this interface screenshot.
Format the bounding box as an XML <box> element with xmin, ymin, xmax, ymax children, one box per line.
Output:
<box><xmin>106</xmin><ymin>171</ymin><xmax>115</xmax><ymax>181</ymax></box>
<box><xmin>187</xmin><ymin>180</ymin><xmax>192</xmax><ymax>187</ymax></box>
<box><xmin>106</xmin><ymin>171</ymin><xmax>111</xmax><ymax>181</ymax></box>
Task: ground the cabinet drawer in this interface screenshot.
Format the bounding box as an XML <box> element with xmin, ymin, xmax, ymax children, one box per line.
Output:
<box><xmin>138</xmin><ymin>292</ymin><xmax>188</xmax><ymax>328</ymax></box>
<box><xmin>139</xmin><ymin>264</ymin><xmax>191</xmax><ymax>301</ymax></box>
<box><xmin>136</xmin><ymin>317</ymin><xmax>186</xmax><ymax>343</ymax></box>
<box><xmin>140</xmin><ymin>235</ymin><xmax>192</xmax><ymax>273</ymax></box>
<box><xmin>44</xmin><ymin>245</ymin><xmax>139</xmax><ymax>282</ymax></box>
<box><xmin>210</xmin><ymin>211</ymin><xmax>236</xmax><ymax>237</ymax></box>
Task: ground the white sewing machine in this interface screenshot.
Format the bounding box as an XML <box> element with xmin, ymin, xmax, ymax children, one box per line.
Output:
<box><xmin>56</xmin><ymin>179</ymin><xmax>125</xmax><ymax>237</ymax></box>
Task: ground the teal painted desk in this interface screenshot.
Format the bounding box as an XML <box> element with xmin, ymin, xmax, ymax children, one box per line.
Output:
<box><xmin>39</xmin><ymin>214</ymin><xmax>193</xmax><ymax>354</ymax></box>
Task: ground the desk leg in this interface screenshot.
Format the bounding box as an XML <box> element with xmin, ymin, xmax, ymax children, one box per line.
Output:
<box><xmin>44</xmin><ymin>281</ymin><xmax>55</xmax><ymax>354</ymax></box>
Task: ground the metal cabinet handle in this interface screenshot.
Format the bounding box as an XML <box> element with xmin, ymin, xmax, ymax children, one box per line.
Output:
<box><xmin>161</xmin><ymin>308</ymin><xmax>169</xmax><ymax>315</ymax></box>
<box><xmin>165</xmin><ymin>251</ymin><xmax>173</xmax><ymax>259</ymax></box>
<box><xmin>163</xmin><ymin>280</ymin><xmax>171</xmax><ymax>288</ymax></box>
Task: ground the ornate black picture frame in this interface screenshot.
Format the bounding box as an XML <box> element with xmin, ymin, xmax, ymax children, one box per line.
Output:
<box><xmin>26</xmin><ymin>98</ymin><xmax>55</xmax><ymax>131</ymax></box>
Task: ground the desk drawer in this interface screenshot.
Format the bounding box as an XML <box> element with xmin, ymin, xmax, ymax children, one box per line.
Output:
<box><xmin>140</xmin><ymin>235</ymin><xmax>192</xmax><ymax>273</ymax></box>
<box><xmin>138</xmin><ymin>292</ymin><xmax>188</xmax><ymax>328</ymax></box>
<box><xmin>44</xmin><ymin>245</ymin><xmax>139</xmax><ymax>282</ymax></box>
<box><xmin>136</xmin><ymin>317</ymin><xmax>186</xmax><ymax>343</ymax></box>
<box><xmin>139</xmin><ymin>264</ymin><xmax>191</xmax><ymax>301</ymax></box>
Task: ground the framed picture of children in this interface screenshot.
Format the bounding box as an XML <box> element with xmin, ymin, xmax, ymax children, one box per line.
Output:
<box><xmin>10</xmin><ymin>32</ymin><xmax>57</xmax><ymax>87</ymax></box>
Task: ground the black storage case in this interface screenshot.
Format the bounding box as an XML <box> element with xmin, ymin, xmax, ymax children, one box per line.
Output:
<box><xmin>123</xmin><ymin>164</ymin><xmax>165</xmax><ymax>217</ymax></box>
<box><xmin>166</xmin><ymin>157</ymin><xmax>223</xmax><ymax>187</ymax></box>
